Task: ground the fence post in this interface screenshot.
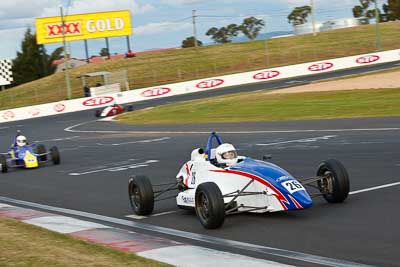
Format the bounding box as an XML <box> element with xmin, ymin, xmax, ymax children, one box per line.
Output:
<box><xmin>177</xmin><ymin>68</ymin><xmax>182</xmax><ymax>80</ymax></box>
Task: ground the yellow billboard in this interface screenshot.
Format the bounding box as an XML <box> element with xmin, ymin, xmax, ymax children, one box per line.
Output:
<box><xmin>36</xmin><ymin>10</ymin><xmax>132</xmax><ymax>44</ymax></box>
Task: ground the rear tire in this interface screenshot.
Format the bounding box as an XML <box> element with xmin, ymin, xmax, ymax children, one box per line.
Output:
<box><xmin>50</xmin><ymin>146</ymin><xmax>60</xmax><ymax>165</ymax></box>
<box><xmin>195</xmin><ymin>182</ymin><xmax>225</xmax><ymax>229</ymax></box>
<box><xmin>36</xmin><ymin>144</ymin><xmax>47</xmax><ymax>161</ymax></box>
<box><xmin>128</xmin><ymin>175</ymin><xmax>154</xmax><ymax>215</ymax></box>
<box><xmin>317</xmin><ymin>159</ymin><xmax>350</xmax><ymax>203</ymax></box>
<box><xmin>0</xmin><ymin>155</ymin><xmax>8</xmax><ymax>173</ymax></box>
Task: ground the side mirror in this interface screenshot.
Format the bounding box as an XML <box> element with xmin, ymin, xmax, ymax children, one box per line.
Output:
<box><xmin>262</xmin><ymin>154</ymin><xmax>272</xmax><ymax>161</ymax></box>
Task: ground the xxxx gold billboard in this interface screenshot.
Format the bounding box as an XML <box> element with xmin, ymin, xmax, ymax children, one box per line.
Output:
<box><xmin>35</xmin><ymin>10</ymin><xmax>132</xmax><ymax>44</ymax></box>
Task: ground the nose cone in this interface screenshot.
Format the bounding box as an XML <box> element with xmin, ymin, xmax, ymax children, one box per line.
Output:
<box><xmin>293</xmin><ymin>190</ymin><xmax>313</xmax><ymax>209</ymax></box>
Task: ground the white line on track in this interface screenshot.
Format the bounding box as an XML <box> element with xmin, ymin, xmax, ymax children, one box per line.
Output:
<box><xmin>34</xmin><ymin>136</ymin><xmax>80</xmax><ymax>143</ymax></box>
<box><xmin>0</xmin><ymin>196</ymin><xmax>373</xmax><ymax>267</ymax></box>
<box><xmin>350</xmin><ymin>182</ymin><xmax>400</xmax><ymax>195</ymax></box>
<box><xmin>59</xmin><ymin>146</ymin><xmax>87</xmax><ymax>152</ymax></box>
<box><xmin>126</xmin><ymin>210</ymin><xmax>178</xmax><ymax>220</ymax></box>
<box><xmin>285</xmin><ymin>80</ymin><xmax>306</xmax><ymax>84</ymax></box>
<box><xmin>64</xmin><ymin>120</ymin><xmax>400</xmax><ymax>134</ymax></box>
<box><xmin>256</xmin><ymin>135</ymin><xmax>337</xmax><ymax>146</ymax></box>
<box><xmin>0</xmin><ymin>125</ymin><xmax>23</xmax><ymax>130</ymax></box>
<box><xmin>97</xmin><ymin>137</ymin><xmax>170</xmax><ymax>146</ymax></box>
<box><xmin>68</xmin><ymin>160</ymin><xmax>159</xmax><ymax>176</ymax></box>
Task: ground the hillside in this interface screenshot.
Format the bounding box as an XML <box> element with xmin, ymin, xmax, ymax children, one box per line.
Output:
<box><xmin>1</xmin><ymin>21</ymin><xmax>399</xmax><ymax>110</ymax></box>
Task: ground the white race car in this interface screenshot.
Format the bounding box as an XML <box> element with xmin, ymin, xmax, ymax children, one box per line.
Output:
<box><xmin>128</xmin><ymin>132</ymin><xmax>349</xmax><ymax>229</ymax></box>
<box><xmin>95</xmin><ymin>103</ymin><xmax>133</xmax><ymax>117</ymax></box>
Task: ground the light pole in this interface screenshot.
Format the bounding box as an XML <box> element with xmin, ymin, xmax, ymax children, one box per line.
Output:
<box><xmin>60</xmin><ymin>6</ymin><xmax>72</xmax><ymax>99</ymax></box>
<box><xmin>374</xmin><ymin>0</ymin><xmax>381</xmax><ymax>51</ymax></box>
<box><xmin>192</xmin><ymin>10</ymin><xmax>198</xmax><ymax>47</ymax></box>
<box><xmin>311</xmin><ymin>0</ymin><xmax>317</xmax><ymax>36</ymax></box>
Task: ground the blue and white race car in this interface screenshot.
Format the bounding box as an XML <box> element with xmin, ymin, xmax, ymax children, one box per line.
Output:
<box><xmin>128</xmin><ymin>132</ymin><xmax>349</xmax><ymax>229</ymax></box>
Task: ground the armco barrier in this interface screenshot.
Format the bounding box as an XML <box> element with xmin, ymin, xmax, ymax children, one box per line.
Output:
<box><xmin>1</xmin><ymin>49</ymin><xmax>399</xmax><ymax>123</ymax></box>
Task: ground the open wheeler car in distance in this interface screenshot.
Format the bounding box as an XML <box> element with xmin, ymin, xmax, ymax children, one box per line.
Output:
<box><xmin>95</xmin><ymin>102</ymin><xmax>133</xmax><ymax>117</ymax></box>
<box><xmin>0</xmin><ymin>133</ymin><xmax>60</xmax><ymax>173</ymax></box>
<box><xmin>128</xmin><ymin>132</ymin><xmax>350</xmax><ymax>229</ymax></box>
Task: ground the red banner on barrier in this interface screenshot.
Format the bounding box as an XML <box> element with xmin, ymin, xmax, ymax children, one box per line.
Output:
<box><xmin>253</xmin><ymin>70</ymin><xmax>280</xmax><ymax>80</ymax></box>
<box><xmin>196</xmin><ymin>79</ymin><xmax>224</xmax><ymax>89</ymax></box>
<box><xmin>83</xmin><ymin>96</ymin><xmax>114</xmax><ymax>106</ymax></box>
<box><xmin>356</xmin><ymin>55</ymin><xmax>380</xmax><ymax>64</ymax></box>
<box><xmin>308</xmin><ymin>62</ymin><xmax>334</xmax><ymax>72</ymax></box>
<box><xmin>141</xmin><ymin>88</ymin><xmax>171</xmax><ymax>97</ymax></box>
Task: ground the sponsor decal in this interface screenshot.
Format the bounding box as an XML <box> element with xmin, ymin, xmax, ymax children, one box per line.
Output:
<box><xmin>29</xmin><ymin>107</ymin><xmax>40</xmax><ymax>117</ymax></box>
<box><xmin>356</xmin><ymin>55</ymin><xmax>380</xmax><ymax>64</ymax></box>
<box><xmin>141</xmin><ymin>87</ymin><xmax>171</xmax><ymax>97</ymax></box>
<box><xmin>53</xmin><ymin>103</ymin><xmax>66</xmax><ymax>112</ymax></box>
<box><xmin>253</xmin><ymin>70</ymin><xmax>280</xmax><ymax>80</ymax></box>
<box><xmin>83</xmin><ymin>96</ymin><xmax>114</xmax><ymax>107</ymax></box>
<box><xmin>276</xmin><ymin>175</ymin><xmax>292</xmax><ymax>183</ymax></box>
<box><xmin>36</xmin><ymin>11</ymin><xmax>132</xmax><ymax>45</ymax></box>
<box><xmin>196</xmin><ymin>79</ymin><xmax>224</xmax><ymax>89</ymax></box>
<box><xmin>181</xmin><ymin>195</ymin><xmax>194</xmax><ymax>204</ymax></box>
<box><xmin>86</xmin><ymin>18</ymin><xmax>125</xmax><ymax>33</ymax></box>
<box><xmin>46</xmin><ymin>21</ymin><xmax>82</xmax><ymax>37</ymax></box>
<box><xmin>308</xmin><ymin>62</ymin><xmax>334</xmax><ymax>72</ymax></box>
<box><xmin>2</xmin><ymin>111</ymin><xmax>15</xmax><ymax>120</ymax></box>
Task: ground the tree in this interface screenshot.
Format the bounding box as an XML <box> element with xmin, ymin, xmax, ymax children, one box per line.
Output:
<box><xmin>181</xmin><ymin>36</ymin><xmax>203</xmax><ymax>48</ymax></box>
<box><xmin>352</xmin><ymin>0</ymin><xmax>380</xmax><ymax>21</ymax></box>
<box><xmin>287</xmin><ymin>6</ymin><xmax>312</xmax><ymax>26</ymax></box>
<box><xmin>99</xmin><ymin>48</ymin><xmax>109</xmax><ymax>56</ymax></box>
<box><xmin>206</xmin><ymin>24</ymin><xmax>239</xmax><ymax>44</ymax></box>
<box><xmin>239</xmin><ymin>17</ymin><xmax>265</xmax><ymax>40</ymax></box>
<box><xmin>12</xmin><ymin>28</ymin><xmax>62</xmax><ymax>86</ymax></box>
<box><xmin>382</xmin><ymin>0</ymin><xmax>400</xmax><ymax>21</ymax></box>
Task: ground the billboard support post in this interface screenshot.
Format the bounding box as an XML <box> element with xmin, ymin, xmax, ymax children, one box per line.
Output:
<box><xmin>126</xmin><ymin>36</ymin><xmax>131</xmax><ymax>52</ymax></box>
<box><xmin>60</xmin><ymin>6</ymin><xmax>72</xmax><ymax>100</ymax></box>
<box><xmin>105</xmin><ymin>37</ymin><xmax>110</xmax><ymax>59</ymax></box>
<box><xmin>84</xmin><ymin>40</ymin><xmax>89</xmax><ymax>63</ymax></box>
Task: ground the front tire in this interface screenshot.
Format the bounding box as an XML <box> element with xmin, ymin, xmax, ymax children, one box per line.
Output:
<box><xmin>128</xmin><ymin>175</ymin><xmax>154</xmax><ymax>215</ymax></box>
<box><xmin>50</xmin><ymin>146</ymin><xmax>60</xmax><ymax>165</ymax></box>
<box><xmin>317</xmin><ymin>159</ymin><xmax>350</xmax><ymax>203</ymax></box>
<box><xmin>195</xmin><ymin>182</ymin><xmax>225</xmax><ymax>229</ymax></box>
<box><xmin>36</xmin><ymin>144</ymin><xmax>47</xmax><ymax>161</ymax></box>
<box><xmin>0</xmin><ymin>155</ymin><xmax>8</xmax><ymax>173</ymax></box>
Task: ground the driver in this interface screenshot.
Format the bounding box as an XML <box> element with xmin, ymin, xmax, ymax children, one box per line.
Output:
<box><xmin>16</xmin><ymin>135</ymin><xmax>27</xmax><ymax>147</ymax></box>
<box><xmin>10</xmin><ymin>134</ymin><xmax>28</xmax><ymax>157</ymax></box>
<box><xmin>11</xmin><ymin>131</ymin><xmax>27</xmax><ymax>148</ymax></box>
<box><xmin>215</xmin><ymin>143</ymin><xmax>238</xmax><ymax>167</ymax></box>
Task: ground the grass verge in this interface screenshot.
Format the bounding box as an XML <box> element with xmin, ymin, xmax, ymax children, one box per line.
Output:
<box><xmin>1</xmin><ymin>22</ymin><xmax>399</xmax><ymax>110</ymax></box>
<box><xmin>116</xmin><ymin>88</ymin><xmax>400</xmax><ymax>124</ymax></box>
<box><xmin>0</xmin><ymin>216</ymin><xmax>170</xmax><ymax>267</ymax></box>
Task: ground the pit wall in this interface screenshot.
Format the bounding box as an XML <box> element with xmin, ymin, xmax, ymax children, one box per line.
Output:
<box><xmin>1</xmin><ymin>49</ymin><xmax>399</xmax><ymax>123</ymax></box>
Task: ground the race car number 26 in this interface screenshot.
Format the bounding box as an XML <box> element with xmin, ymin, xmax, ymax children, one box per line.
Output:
<box><xmin>282</xmin><ymin>180</ymin><xmax>305</xmax><ymax>194</ymax></box>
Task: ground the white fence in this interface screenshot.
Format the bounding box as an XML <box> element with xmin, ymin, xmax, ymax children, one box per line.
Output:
<box><xmin>1</xmin><ymin>49</ymin><xmax>399</xmax><ymax>123</ymax></box>
<box><xmin>90</xmin><ymin>83</ymin><xmax>121</xmax><ymax>97</ymax></box>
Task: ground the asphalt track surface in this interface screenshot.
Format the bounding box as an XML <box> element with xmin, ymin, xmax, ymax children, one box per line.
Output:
<box><xmin>1</xmin><ymin>62</ymin><xmax>400</xmax><ymax>267</ymax></box>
